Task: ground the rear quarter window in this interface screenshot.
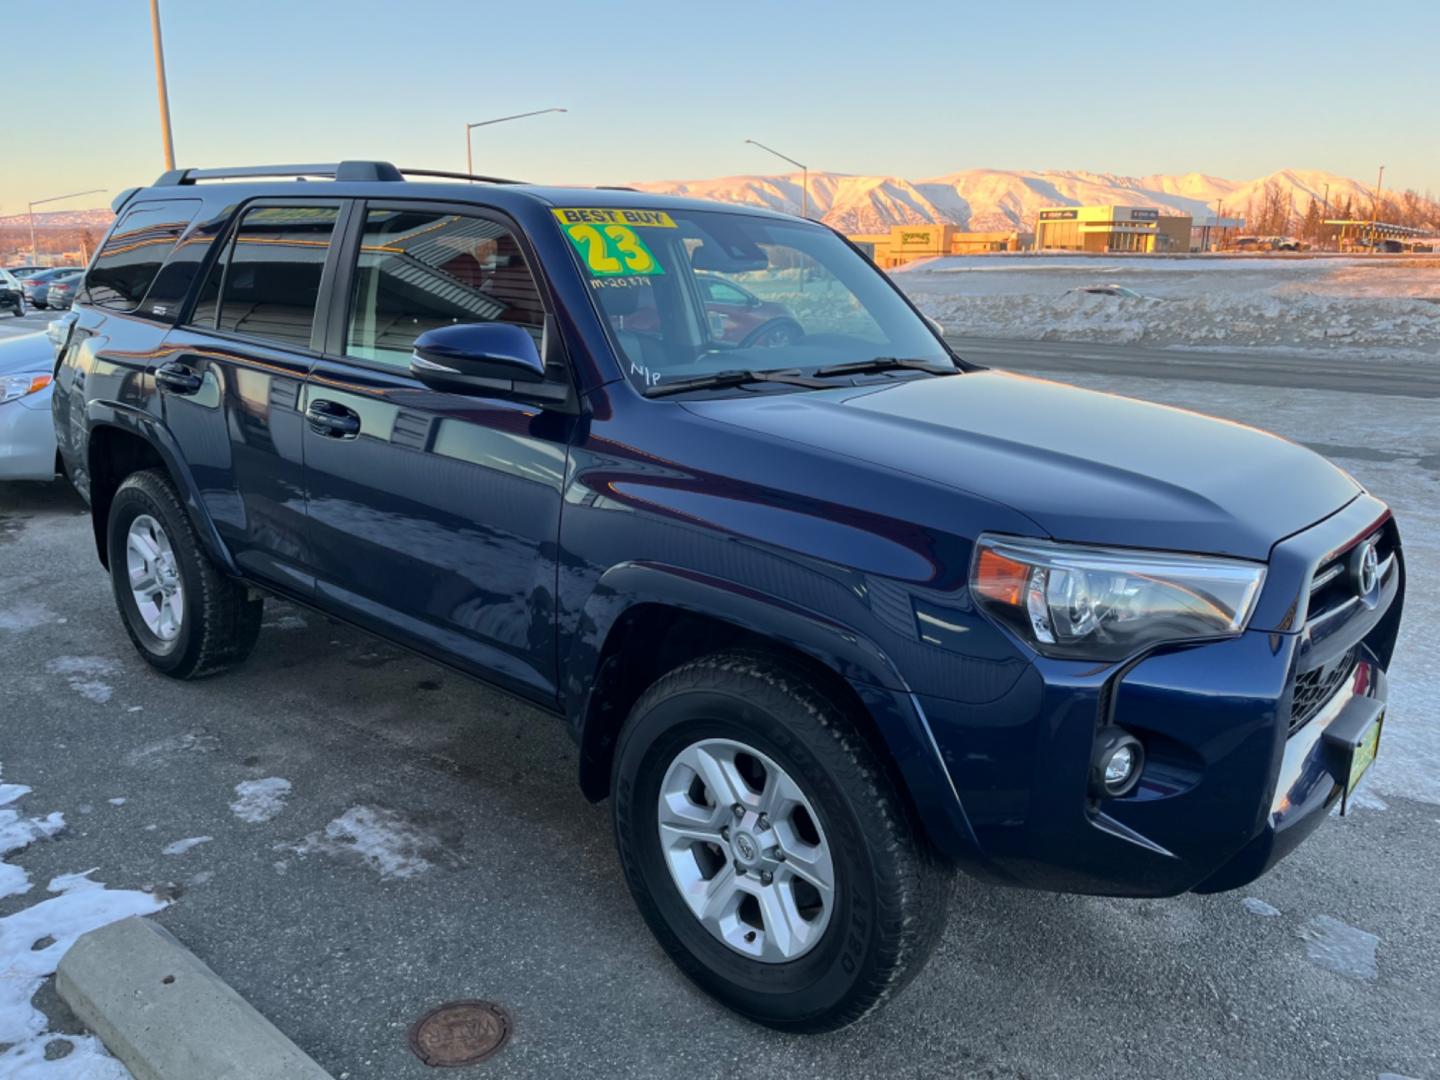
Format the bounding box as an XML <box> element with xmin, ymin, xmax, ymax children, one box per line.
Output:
<box><xmin>83</xmin><ymin>198</ymin><xmax>202</xmax><ymax>313</ymax></box>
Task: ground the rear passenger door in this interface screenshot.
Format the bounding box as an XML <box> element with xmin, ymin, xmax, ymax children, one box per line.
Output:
<box><xmin>161</xmin><ymin>201</ymin><xmax>343</xmax><ymax>593</ymax></box>
<box><xmin>300</xmin><ymin>202</ymin><xmax>574</xmax><ymax>704</ymax></box>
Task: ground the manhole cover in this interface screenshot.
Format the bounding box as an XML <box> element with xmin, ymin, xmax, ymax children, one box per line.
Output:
<box><xmin>407</xmin><ymin>1000</ymin><xmax>512</xmax><ymax>1067</ymax></box>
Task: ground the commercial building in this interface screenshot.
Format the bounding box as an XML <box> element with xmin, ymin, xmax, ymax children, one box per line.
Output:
<box><xmin>851</xmin><ymin>224</ymin><xmax>1031</xmax><ymax>268</ymax></box>
<box><xmin>1034</xmin><ymin>206</ymin><xmax>1193</xmax><ymax>253</ymax></box>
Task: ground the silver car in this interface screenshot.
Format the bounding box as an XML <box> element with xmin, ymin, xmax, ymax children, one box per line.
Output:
<box><xmin>0</xmin><ymin>333</ymin><xmax>59</xmax><ymax>481</ymax></box>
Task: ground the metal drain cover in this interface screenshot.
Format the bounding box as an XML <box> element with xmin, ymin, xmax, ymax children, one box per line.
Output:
<box><xmin>407</xmin><ymin>1000</ymin><xmax>512</xmax><ymax>1067</ymax></box>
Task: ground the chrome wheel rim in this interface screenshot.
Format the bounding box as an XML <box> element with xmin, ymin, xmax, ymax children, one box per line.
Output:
<box><xmin>126</xmin><ymin>515</ymin><xmax>184</xmax><ymax>642</ymax></box>
<box><xmin>657</xmin><ymin>738</ymin><xmax>836</xmax><ymax>962</ymax></box>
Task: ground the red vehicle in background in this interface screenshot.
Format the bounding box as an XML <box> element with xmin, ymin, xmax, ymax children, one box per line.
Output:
<box><xmin>616</xmin><ymin>273</ymin><xmax>803</xmax><ymax>348</ymax></box>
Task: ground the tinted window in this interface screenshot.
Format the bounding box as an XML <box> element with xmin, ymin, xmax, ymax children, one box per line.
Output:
<box><xmin>83</xmin><ymin>199</ymin><xmax>201</xmax><ymax>313</ymax></box>
<box><xmin>205</xmin><ymin>205</ymin><xmax>339</xmax><ymax>349</ymax></box>
<box><xmin>702</xmin><ymin>278</ymin><xmax>750</xmax><ymax>305</ymax></box>
<box><xmin>346</xmin><ymin>209</ymin><xmax>545</xmax><ymax>368</ymax></box>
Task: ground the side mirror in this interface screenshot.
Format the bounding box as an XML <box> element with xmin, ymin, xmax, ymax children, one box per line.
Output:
<box><xmin>924</xmin><ymin>315</ymin><xmax>945</xmax><ymax>337</ymax></box>
<box><xmin>410</xmin><ymin>323</ymin><xmax>546</xmax><ymax>393</ymax></box>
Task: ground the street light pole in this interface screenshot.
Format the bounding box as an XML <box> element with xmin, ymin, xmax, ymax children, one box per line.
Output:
<box><xmin>744</xmin><ymin>139</ymin><xmax>809</xmax><ymax>220</ymax></box>
<box><xmin>464</xmin><ymin>108</ymin><xmax>567</xmax><ymax>178</ymax></box>
<box><xmin>150</xmin><ymin>0</ymin><xmax>176</xmax><ymax>170</ymax></box>
<box><xmin>1371</xmin><ymin>165</ymin><xmax>1386</xmax><ymax>251</ymax></box>
<box><xmin>27</xmin><ymin>188</ymin><xmax>107</xmax><ymax>264</ymax></box>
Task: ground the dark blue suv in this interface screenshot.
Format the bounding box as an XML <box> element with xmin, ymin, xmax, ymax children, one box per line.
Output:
<box><xmin>53</xmin><ymin>162</ymin><xmax>1404</xmax><ymax>1031</ymax></box>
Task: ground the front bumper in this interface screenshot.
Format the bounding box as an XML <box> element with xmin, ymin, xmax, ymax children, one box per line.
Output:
<box><xmin>919</xmin><ymin>494</ymin><xmax>1404</xmax><ymax>897</ymax></box>
<box><xmin>0</xmin><ymin>390</ymin><xmax>58</xmax><ymax>480</ymax></box>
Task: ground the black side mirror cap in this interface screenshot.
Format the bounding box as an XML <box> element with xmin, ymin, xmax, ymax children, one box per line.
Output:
<box><xmin>409</xmin><ymin>319</ymin><xmax>578</xmax><ymax>413</ymax></box>
<box><xmin>411</xmin><ymin>322</ymin><xmax>546</xmax><ymax>385</ymax></box>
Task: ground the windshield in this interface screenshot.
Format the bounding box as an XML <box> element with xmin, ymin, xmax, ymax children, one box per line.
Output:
<box><xmin>553</xmin><ymin>206</ymin><xmax>951</xmax><ymax>392</ymax></box>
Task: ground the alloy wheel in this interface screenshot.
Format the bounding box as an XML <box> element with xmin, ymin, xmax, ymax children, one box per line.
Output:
<box><xmin>657</xmin><ymin>738</ymin><xmax>836</xmax><ymax>962</ymax></box>
<box><xmin>126</xmin><ymin>514</ymin><xmax>185</xmax><ymax>642</ymax></box>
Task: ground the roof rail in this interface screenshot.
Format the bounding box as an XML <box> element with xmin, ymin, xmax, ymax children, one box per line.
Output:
<box><xmin>153</xmin><ymin>161</ymin><xmax>405</xmax><ymax>185</ymax></box>
<box><xmin>399</xmin><ymin>168</ymin><xmax>524</xmax><ymax>185</ymax></box>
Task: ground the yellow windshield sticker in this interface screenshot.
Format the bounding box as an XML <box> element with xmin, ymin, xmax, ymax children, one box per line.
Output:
<box><xmin>552</xmin><ymin>207</ymin><xmax>677</xmax><ymax>229</ymax></box>
<box><xmin>563</xmin><ymin>221</ymin><xmax>665</xmax><ymax>278</ymax></box>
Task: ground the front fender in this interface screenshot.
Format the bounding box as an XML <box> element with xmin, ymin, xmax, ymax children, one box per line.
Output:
<box><xmin>84</xmin><ymin>400</ymin><xmax>237</xmax><ymax>575</ymax></box>
<box><xmin>566</xmin><ymin>561</ymin><xmax>980</xmax><ymax>860</ymax></box>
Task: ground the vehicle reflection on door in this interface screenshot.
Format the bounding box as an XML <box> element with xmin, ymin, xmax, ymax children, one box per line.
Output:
<box><xmin>300</xmin><ymin>365</ymin><xmax>574</xmax><ymax>704</ymax></box>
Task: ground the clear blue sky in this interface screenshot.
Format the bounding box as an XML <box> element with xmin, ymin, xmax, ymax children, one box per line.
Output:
<box><xmin>6</xmin><ymin>0</ymin><xmax>1437</xmax><ymax>215</ymax></box>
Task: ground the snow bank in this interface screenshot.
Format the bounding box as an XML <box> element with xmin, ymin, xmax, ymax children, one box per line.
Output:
<box><xmin>893</xmin><ymin>257</ymin><xmax>1440</xmax><ymax>356</ymax></box>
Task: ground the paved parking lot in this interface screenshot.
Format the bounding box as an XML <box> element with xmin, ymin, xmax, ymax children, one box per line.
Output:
<box><xmin>0</xmin><ymin>307</ymin><xmax>67</xmax><ymax>340</ymax></box>
<box><xmin>2</xmin><ymin>347</ymin><xmax>1437</xmax><ymax>1079</ymax></box>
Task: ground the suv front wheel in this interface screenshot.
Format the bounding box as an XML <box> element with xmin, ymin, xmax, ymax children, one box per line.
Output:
<box><xmin>107</xmin><ymin>469</ymin><xmax>263</xmax><ymax>679</ymax></box>
<box><xmin>613</xmin><ymin>651</ymin><xmax>951</xmax><ymax>1032</ymax></box>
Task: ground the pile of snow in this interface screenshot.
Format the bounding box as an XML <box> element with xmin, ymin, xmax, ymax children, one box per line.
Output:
<box><xmin>892</xmin><ymin>256</ymin><xmax>1440</xmax><ymax>355</ymax></box>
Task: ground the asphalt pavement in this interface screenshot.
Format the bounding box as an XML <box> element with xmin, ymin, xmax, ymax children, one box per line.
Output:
<box><xmin>2</xmin><ymin>333</ymin><xmax>1437</xmax><ymax>1080</ymax></box>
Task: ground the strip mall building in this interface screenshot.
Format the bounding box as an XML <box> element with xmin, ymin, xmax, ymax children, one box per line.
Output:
<box><xmin>850</xmin><ymin>225</ymin><xmax>1030</xmax><ymax>268</ymax></box>
<box><xmin>1034</xmin><ymin>206</ymin><xmax>1193</xmax><ymax>253</ymax></box>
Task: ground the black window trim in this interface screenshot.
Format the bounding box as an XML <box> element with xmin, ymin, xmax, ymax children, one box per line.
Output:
<box><xmin>177</xmin><ymin>195</ymin><xmax>348</xmax><ymax>360</ymax></box>
<box><xmin>319</xmin><ymin>198</ymin><xmax>573</xmax><ymax>391</ymax></box>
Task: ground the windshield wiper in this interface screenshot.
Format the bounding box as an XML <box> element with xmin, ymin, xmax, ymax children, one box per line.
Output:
<box><xmin>812</xmin><ymin>356</ymin><xmax>959</xmax><ymax>378</ymax></box>
<box><xmin>643</xmin><ymin>369</ymin><xmax>831</xmax><ymax>398</ymax></box>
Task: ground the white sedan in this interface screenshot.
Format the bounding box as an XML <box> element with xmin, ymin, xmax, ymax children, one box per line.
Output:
<box><xmin>0</xmin><ymin>332</ymin><xmax>59</xmax><ymax>481</ymax></box>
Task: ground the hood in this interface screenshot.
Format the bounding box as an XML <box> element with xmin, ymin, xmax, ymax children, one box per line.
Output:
<box><xmin>0</xmin><ymin>332</ymin><xmax>56</xmax><ymax>375</ymax></box>
<box><xmin>682</xmin><ymin>371</ymin><xmax>1360</xmax><ymax>559</ymax></box>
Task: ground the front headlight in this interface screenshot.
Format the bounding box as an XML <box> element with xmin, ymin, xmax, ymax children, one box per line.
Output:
<box><xmin>970</xmin><ymin>534</ymin><xmax>1266</xmax><ymax>661</ymax></box>
<box><xmin>0</xmin><ymin>371</ymin><xmax>53</xmax><ymax>405</ymax></box>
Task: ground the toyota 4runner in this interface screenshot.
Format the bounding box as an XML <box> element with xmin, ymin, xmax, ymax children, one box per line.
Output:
<box><xmin>52</xmin><ymin>161</ymin><xmax>1405</xmax><ymax>1031</ymax></box>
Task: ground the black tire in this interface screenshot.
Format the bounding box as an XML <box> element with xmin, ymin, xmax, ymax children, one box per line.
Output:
<box><xmin>106</xmin><ymin>468</ymin><xmax>262</xmax><ymax>679</ymax></box>
<box><xmin>613</xmin><ymin>651</ymin><xmax>951</xmax><ymax>1032</ymax></box>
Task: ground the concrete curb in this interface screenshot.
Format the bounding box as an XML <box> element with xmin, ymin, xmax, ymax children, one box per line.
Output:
<box><xmin>57</xmin><ymin>916</ymin><xmax>334</xmax><ymax>1080</ymax></box>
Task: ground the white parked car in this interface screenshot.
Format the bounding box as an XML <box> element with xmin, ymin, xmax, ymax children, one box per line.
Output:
<box><xmin>0</xmin><ymin>333</ymin><xmax>59</xmax><ymax>481</ymax></box>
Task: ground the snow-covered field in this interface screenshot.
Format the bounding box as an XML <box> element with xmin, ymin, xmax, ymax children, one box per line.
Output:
<box><xmin>894</xmin><ymin>256</ymin><xmax>1440</xmax><ymax>358</ymax></box>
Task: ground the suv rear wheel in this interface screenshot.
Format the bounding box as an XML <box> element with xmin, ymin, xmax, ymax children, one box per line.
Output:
<box><xmin>612</xmin><ymin>651</ymin><xmax>951</xmax><ymax>1032</ymax></box>
<box><xmin>107</xmin><ymin>469</ymin><xmax>263</xmax><ymax>679</ymax></box>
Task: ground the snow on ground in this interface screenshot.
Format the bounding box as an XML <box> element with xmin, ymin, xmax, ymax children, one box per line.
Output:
<box><xmin>228</xmin><ymin>777</ymin><xmax>291</xmax><ymax>823</ymax></box>
<box><xmin>282</xmin><ymin>806</ymin><xmax>441</xmax><ymax>880</ymax></box>
<box><xmin>894</xmin><ymin>256</ymin><xmax>1440</xmax><ymax>357</ymax></box>
<box><xmin>1</xmin><ymin>764</ymin><xmax>165</xmax><ymax>1078</ymax></box>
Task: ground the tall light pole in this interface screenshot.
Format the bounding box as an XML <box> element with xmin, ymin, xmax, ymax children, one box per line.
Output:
<box><xmin>150</xmin><ymin>0</ymin><xmax>176</xmax><ymax>169</ymax></box>
<box><xmin>464</xmin><ymin>108</ymin><xmax>566</xmax><ymax>178</ymax></box>
<box><xmin>28</xmin><ymin>189</ymin><xmax>107</xmax><ymax>263</ymax></box>
<box><xmin>745</xmin><ymin>139</ymin><xmax>808</xmax><ymax>220</ymax></box>
<box><xmin>1371</xmin><ymin>164</ymin><xmax>1386</xmax><ymax>250</ymax></box>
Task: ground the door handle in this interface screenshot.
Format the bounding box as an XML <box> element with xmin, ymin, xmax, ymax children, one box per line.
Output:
<box><xmin>306</xmin><ymin>399</ymin><xmax>362</xmax><ymax>439</ymax></box>
<box><xmin>155</xmin><ymin>361</ymin><xmax>203</xmax><ymax>395</ymax></box>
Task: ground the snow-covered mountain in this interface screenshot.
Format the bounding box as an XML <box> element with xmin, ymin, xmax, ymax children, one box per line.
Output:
<box><xmin>633</xmin><ymin>168</ymin><xmax>1380</xmax><ymax>233</ymax></box>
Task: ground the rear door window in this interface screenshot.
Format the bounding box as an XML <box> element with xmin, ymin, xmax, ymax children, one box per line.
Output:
<box><xmin>83</xmin><ymin>198</ymin><xmax>202</xmax><ymax>313</ymax></box>
<box><xmin>193</xmin><ymin>204</ymin><xmax>340</xmax><ymax>350</ymax></box>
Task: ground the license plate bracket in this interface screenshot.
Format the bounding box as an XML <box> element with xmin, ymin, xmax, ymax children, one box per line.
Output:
<box><xmin>1323</xmin><ymin>702</ymin><xmax>1384</xmax><ymax>816</ymax></box>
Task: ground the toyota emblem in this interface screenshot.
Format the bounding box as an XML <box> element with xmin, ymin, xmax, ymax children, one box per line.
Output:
<box><xmin>1350</xmin><ymin>538</ymin><xmax>1380</xmax><ymax>596</ymax></box>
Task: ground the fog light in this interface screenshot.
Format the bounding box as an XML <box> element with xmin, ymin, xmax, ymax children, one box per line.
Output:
<box><xmin>1104</xmin><ymin>745</ymin><xmax>1137</xmax><ymax>787</ymax></box>
<box><xmin>1090</xmin><ymin>729</ymin><xmax>1144</xmax><ymax>798</ymax></box>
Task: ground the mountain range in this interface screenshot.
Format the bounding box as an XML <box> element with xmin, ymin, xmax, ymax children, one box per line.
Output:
<box><xmin>633</xmin><ymin>168</ymin><xmax>1380</xmax><ymax>234</ymax></box>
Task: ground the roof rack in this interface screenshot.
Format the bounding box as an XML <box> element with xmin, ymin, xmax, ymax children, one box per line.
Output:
<box><xmin>399</xmin><ymin>168</ymin><xmax>524</xmax><ymax>185</ymax></box>
<box><xmin>151</xmin><ymin>161</ymin><xmax>526</xmax><ymax>187</ymax></box>
<box><xmin>154</xmin><ymin>161</ymin><xmax>405</xmax><ymax>185</ymax></box>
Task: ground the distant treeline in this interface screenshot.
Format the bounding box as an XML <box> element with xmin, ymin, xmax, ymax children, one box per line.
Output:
<box><xmin>1242</xmin><ymin>182</ymin><xmax>1440</xmax><ymax>240</ymax></box>
<box><xmin>0</xmin><ymin>222</ymin><xmax>106</xmax><ymax>264</ymax></box>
